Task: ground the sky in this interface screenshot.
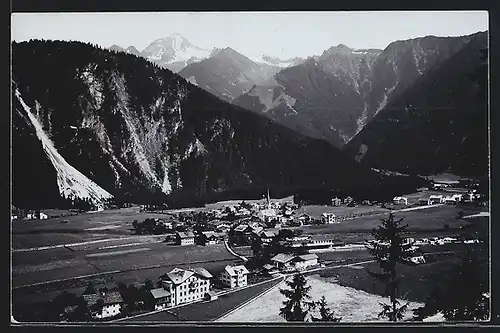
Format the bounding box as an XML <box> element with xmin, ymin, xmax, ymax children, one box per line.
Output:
<box><xmin>11</xmin><ymin>11</ymin><xmax>488</xmax><ymax>59</ymax></box>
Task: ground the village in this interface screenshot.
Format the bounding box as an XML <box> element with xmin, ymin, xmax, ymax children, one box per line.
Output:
<box><xmin>11</xmin><ymin>176</ymin><xmax>489</xmax><ymax>322</ymax></box>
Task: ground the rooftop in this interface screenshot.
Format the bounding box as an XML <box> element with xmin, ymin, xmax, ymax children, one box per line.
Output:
<box><xmin>201</xmin><ymin>231</ymin><xmax>216</xmax><ymax>237</ymax></box>
<box><xmin>192</xmin><ymin>267</ymin><xmax>213</xmax><ymax>279</ymax></box>
<box><xmin>177</xmin><ymin>231</ymin><xmax>195</xmax><ymax>238</ymax></box>
<box><xmin>271</xmin><ymin>253</ymin><xmax>295</xmax><ymax>263</ymax></box>
<box><xmin>309</xmin><ymin>234</ymin><xmax>337</xmax><ymax>241</ymax></box>
<box><xmin>260</xmin><ymin>229</ymin><xmax>279</xmax><ymax>238</ymax></box>
<box><xmin>224</xmin><ymin>264</ymin><xmax>250</xmax><ymax>276</ymax></box>
<box><xmin>166</xmin><ymin>268</ymin><xmax>195</xmax><ymax>284</ymax></box>
<box><xmin>297</xmin><ymin>253</ymin><xmax>319</xmax><ymax>261</ymax></box>
<box><xmin>260</xmin><ymin>209</ymin><xmax>277</xmax><ymax>217</ymax></box>
<box><xmin>103</xmin><ymin>291</ymin><xmax>124</xmax><ymax>305</ymax></box>
<box><xmin>150</xmin><ymin>288</ymin><xmax>171</xmax><ymax>299</ymax></box>
<box><xmin>234</xmin><ymin>224</ymin><xmax>249</xmax><ymax>232</ymax></box>
<box><xmin>82</xmin><ymin>293</ymin><xmax>101</xmax><ymax>307</ymax></box>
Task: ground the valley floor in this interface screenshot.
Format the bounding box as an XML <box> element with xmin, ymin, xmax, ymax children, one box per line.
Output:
<box><xmin>10</xmin><ymin>199</ymin><xmax>489</xmax><ymax>323</ymax></box>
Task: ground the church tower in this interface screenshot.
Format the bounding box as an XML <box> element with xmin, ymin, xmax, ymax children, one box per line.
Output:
<box><xmin>267</xmin><ymin>188</ymin><xmax>271</xmax><ymax>209</ymax></box>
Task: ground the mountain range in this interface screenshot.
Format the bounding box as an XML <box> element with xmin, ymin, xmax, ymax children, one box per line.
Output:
<box><xmin>109</xmin><ymin>33</ymin><xmax>304</xmax><ymax>73</ymax></box>
<box><xmin>178</xmin><ymin>47</ymin><xmax>282</xmax><ymax>101</ymax></box>
<box><xmin>234</xmin><ymin>34</ymin><xmax>482</xmax><ymax>147</ymax></box>
<box><xmin>11</xmin><ymin>30</ymin><xmax>488</xmax><ymax>209</ymax></box>
<box><xmin>13</xmin><ymin>40</ymin><xmax>420</xmax><ymax>209</ymax></box>
<box><xmin>344</xmin><ymin>32</ymin><xmax>488</xmax><ymax>178</ymax></box>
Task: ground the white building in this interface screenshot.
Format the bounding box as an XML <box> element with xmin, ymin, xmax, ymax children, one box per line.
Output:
<box><xmin>270</xmin><ymin>253</ymin><xmax>296</xmax><ymax>270</ymax></box>
<box><xmin>25</xmin><ymin>211</ymin><xmax>48</xmax><ymax>220</ymax></box>
<box><xmin>393</xmin><ymin>197</ymin><xmax>409</xmax><ymax>205</ymax></box>
<box><xmin>176</xmin><ymin>231</ymin><xmax>195</xmax><ymax>245</ymax></box>
<box><xmin>271</xmin><ymin>253</ymin><xmax>319</xmax><ymax>272</ymax></box>
<box><xmin>83</xmin><ymin>291</ymin><xmax>124</xmax><ymax>319</ymax></box>
<box><xmin>331</xmin><ymin>197</ymin><xmax>342</xmax><ymax>206</ymax></box>
<box><xmin>429</xmin><ymin>195</ymin><xmax>445</xmax><ymax>205</ymax></box>
<box><xmin>408</xmin><ymin>255</ymin><xmax>426</xmax><ymax>265</ymax></box>
<box><xmin>150</xmin><ymin>286</ymin><xmax>172</xmax><ymax>310</ymax></box>
<box><xmin>160</xmin><ymin>267</ymin><xmax>213</xmax><ymax>306</ymax></box>
<box><xmin>321</xmin><ymin>212</ymin><xmax>337</xmax><ymax>224</ymax></box>
<box><xmin>160</xmin><ymin>220</ymin><xmax>173</xmax><ymax>229</ymax></box>
<box><xmin>259</xmin><ymin>208</ymin><xmax>277</xmax><ymax>223</ymax></box>
<box><xmin>292</xmin><ymin>254</ymin><xmax>319</xmax><ymax>271</ymax></box>
<box><xmin>258</xmin><ymin>229</ymin><xmax>279</xmax><ymax>244</ymax></box>
<box><xmin>219</xmin><ymin>264</ymin><xmax>249</xmax><ymax>289</ymax></box>
<box><xmin>444</xmin><ymin>194</ymin><xmax>463</xmax><ymax>204</ymax></box>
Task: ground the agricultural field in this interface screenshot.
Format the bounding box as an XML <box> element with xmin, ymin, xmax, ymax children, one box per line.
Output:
<box><xmin>218</xmin><ymin>274</ymin><xmax>423</xmax><ymax>322</ymax></box>
<box><xmin>204</xmin><ymin>196</ymin><xmax>294</xmax><ymax>210</ymax></box>
<box><xmin>11</xmin><ymin>207</ymin><xmax>174</xmax><ymax>249</ymax></box>
<box><xmin>12</xmin><ymin>242</ymin><xmax>240</xmax><ymax>288</ymax></box>
<box><xmin>294</xmin><ymin>204</ymin><xmax>388</xmax><ymax>219</ymax></box>
<box><xmin>316</xmin><ymin>244</ymin><xmax>488</xmax><ymax>304</ymax></box>
<box><xmin>299</xmin><ymin>205</ymin><xmax>482</xmax><ymax>236</ymax></box>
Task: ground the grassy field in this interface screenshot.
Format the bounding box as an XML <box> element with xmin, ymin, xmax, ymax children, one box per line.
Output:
<box><xmin>299</xmin><ymin>205</ymin><xmax>478</xmax><ymax>235</ymax></box>
<box><xmin>11</xmin><ymin>207</ymin><xmax>175</xmax><ymax>249</ymax></box>
<box><xmin>125</xmin><ymin>277</ymin><xmax>283</xmax><ymax>322</ymax></box>
<box><xmin>315</xmin><ymin>249</ymin><xmax>488</xmax><ymax>304</ymax></box>
<box><xmin>295</xmin><ymin>205</ymin><xmax>388</xmax><ymax>219</ymax></box>
<box><xmin>12</xmin><ymin>243</ymin><xmax>239</xmax><ymax>287</ymax></box>
<box><xmin>218</xmin><ymin>275</ymin><xmax>422</xmax><ymax>322</ymax></box>
<box><xmin>204</xmin><ymin>196</ymin><xmax>294</xmax><ymax>210</ymax></box>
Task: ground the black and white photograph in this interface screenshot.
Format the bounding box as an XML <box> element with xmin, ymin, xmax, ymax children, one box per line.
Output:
<box><xmin>10</xmin><ymin>10</ymin><xmax>490</xmax><ymax>324</ymax></box>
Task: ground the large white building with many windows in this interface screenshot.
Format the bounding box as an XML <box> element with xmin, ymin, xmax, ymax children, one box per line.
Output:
<box><xmin>219</xmin><ymin>264</ymin><xmax>249</xmax><ymax>289</ymax></box>
<box><xmin>159</xmin><ymin>267</ymin><xmax>213</xmax><ymax>307</ymax></box>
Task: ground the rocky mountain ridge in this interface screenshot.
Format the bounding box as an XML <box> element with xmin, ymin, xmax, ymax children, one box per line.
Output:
<box><xmin>13</xmin><ymin>40</ymin><xmax>405</xmax><ymax>209</ymax></box>
<box><xmin>234</xmin><ymin>32</ymin><xmax>483</xmax><ymax>147</ymax></box>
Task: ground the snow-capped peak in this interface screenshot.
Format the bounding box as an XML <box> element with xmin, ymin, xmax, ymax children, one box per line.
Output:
<box><xmin>142</xmin><ymin>33</ymin><xmax>211</xmax><ymax>68</ymax></box>
<box><xmin>251</xmin><ymin>54</ymin><xmax>304</xmax><ymax>68</ymax></box>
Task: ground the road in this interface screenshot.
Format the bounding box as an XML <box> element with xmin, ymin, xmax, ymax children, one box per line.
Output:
<box><xmin>113</xmin><ymin>258</ymin><xmax>376</xmax><ymax>323</ymax></box>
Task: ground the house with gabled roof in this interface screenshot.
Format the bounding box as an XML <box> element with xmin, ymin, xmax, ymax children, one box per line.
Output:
<box><xmin>259</xmin><ymin>208</ymin><xmax>277</xmax><ymax>223</ymax></box>
<box><xmin>262</xmin><ymin>263</ymin><xmax>280</xmax><ymax>276</ymax></box>
<box><xmin>159</xmin><ymin>267</ymin><xmax>213</xmax><ymax>307</ymax></box>
<box><xmin>271</xmin><ymin>253</ymin><xmax>319</xmax><ymax>272</ymax></box>
<box><xmin>291</xmin><ymin>253</ymin><xmax>319</xmax><ymax>271</ymax></box>
<box><xmin>234</xmin><ymin>224</ymin><xmax>250</xmax><ymax>233</ymax></box>
<box><xmin>83</xmin><ymin>291</ymin><xmax>124</xmax><ymax>319</ymax></box>
<box><xmin>393</xmin><ymin>196</ymin><xmax>409</xmax><ymax>205</ymax></box>
<box><xmin>233</xmin><ymin>223</ymin><xmax>257</xmax><ymax>245</ymax></box>
<box><xmin>429</xmin><ymin>195</ymin><xmax>445</xmax><ymax>205</ymax></box>
<box><xmin>216</xmin><ymin>223</ymin><xmax>231</xmax><ymax>233</ymax></box>
<box><xmin>293</xmin><ymin>213</ymin><xmax>313</xmax><ymax>226</ymax></box>
<box><xmin>196</xmin><ymin>231</ymin><xmax>219</xmax><ymax>245</ymax></box>
<box><xmin>176</xmin><ymin>231</ymin><xmax>195</xmax><ymax>245</ymax></box>
<box><xmin>321</xmin><ymin>212</ymin><xmax>337</xmax><ymax>224</ymax></box>
<box><xmin>258</xmin><ymin>228</ymin><xmax>280</xmax><ymax>243</ymax></box>
<box><xmin>270</xmin><ymin>253</ymin><xmax>296</xmax><ymax>270</ymax></box>
<box><xmin>150</xmin><ymin>286</ymin><xmax>172</xmax><ymax>311</ymax></box>
<box><xmin>219</xmin><ymin>264</ymin><xmax>250</xmax><ymax>289</ymax></box>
